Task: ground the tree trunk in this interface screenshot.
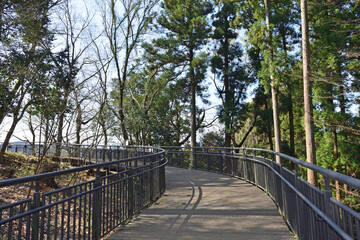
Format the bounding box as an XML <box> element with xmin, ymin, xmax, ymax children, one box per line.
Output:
<box><xmin>55</xmin><ymin>93</ymin><xmax>68</xmax><ymax>156</ymax></box>
<box><xmin>264</xmin><ymin>0</ymin><xmax>281</xmax><ymax>163</ymax></box>
<box><xmin>280</xmin><ymin>27</ymin><xmax>295</xmax><ymax>157</ymax></box>
<box><xmin>190</xmin><ymin>47</ymin><xmax>196</xmax><ymax>168</ymax></box>
<box><xmin>224</xmin><ymin>33</ymin><xmax>231</xmax><ymax>149</ymax></box>
<box><xmin>0</xmin><ymin>118</ymin><xmax>19</xmax><ymax>160</ymax></box>
<box><xmin>332</xmin><ymin>126</ymin><xmax>341</xmax><ymax>201</ymax></box>
<box><xmin>339</xmin><ymin>85</ymin><xmax>348</xmax><ymax>196</ymax></box>
<box><xmin>0</xmin><ymin>100</ymin><xmax>30</xmax><ymax>160</ymax></box>
<box><xmin>288</xmin><ymin>90</ymin><xmax>295</xmax><ymax>157</ymax></box>
<box><xmin>75</xmin><ymin>102</ymin><xmax>82</xmax><ymax>145</ymax></box>
<box><xmin>190</xmin><ymin>48</ymin><xmax>196</xmax><ymax>149</ymax></box>
<box><xmin>264</xmin><ymin>97</ymin><xmax>274</xmax><ymax>150</ymax></box>
<box><xmin>301</xmin><ymin>0</ymin><xmax>317</xmax><ymax>185</ymax></box>
<box><xmin>119</xmin><ymin>84</ymin><xmax>129</xmax><ymax>143</ymax></box>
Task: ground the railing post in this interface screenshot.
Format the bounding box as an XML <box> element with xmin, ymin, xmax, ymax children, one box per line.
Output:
<box><xmin>169</xmin><ymin>151</ymin><xmax>173</xmax><ymax>166</ymax></box>
<box><xmin>102</xmin><ymin>148</ymin><xmax>105</xmax><ymax>162</ymax></box>
<box><xmin>125</xmin><ymin>148</ymin><xmax>128</xmax><ymax>159</ymax></box>
<box><xmin>95</xmin><ymin>146</ymin><xmax>98</xmax><ymax>164</ymax></box>
<box><xmin>231</xmin><ymin>150</ymin><xmax>236</xmax><ymax>177</ymax></box>
<box><xmin>219</xmin><ymin>153</ymin><xmax>223</xmax><ymax>174</ymax></box>
<box><xmin>263</xmin><ymin>152</ymin><xmax>268</xmax><ymax>191</ymax></box>
<box><xmin>128</xmin><ymin>168</ymin><xmax>134</xmax><ymax>218</ymax></box>
<box><xmin>206</xmin><ymin>149</ymin><xmax>210</xmax><ymax>171</ymax></box>
<box><xmin>193</xmin><ymin>150</ymin><xmax>197</xmax><ymax>169</ymax></box>
<box><xmin>252</xmin><ymin>153</ymin><xmax>257</xmax><ymax>183</ymax></box>
<box><xmin>180</xmin><ymin>150</ymin><xmax>184</xmax><ymax>168</ymax></box>
<box><xmin>78</xmin><ymin>145</ymin><xmax>81</xmax><ymax>159</ymax></box>
<box><xmin>243</xmin><ymin>149</ymin><xmax>247</xmax><ymax>180</ymax></box>
<box><xmin>31</xmin><ymin>181</ymin><xmax>41</xmax><ymax>240</ymax></box>
<box><xmin>161</xmin><ymin>158</ymin><xmax>166</xmax><ymax>194</ymax></box>
<box><xmin>92</xmin><ymin>168</ymin><xmax>102</xmax><ymax>240</ymax></box>
<box><xmin>88</xmin><ymin>147</ymin><xmax>91</xmax><ymax>164</ymax></box>
<box><xmin>109</xmin><ymin>147</ymin><xmax>112</xmax><ymax>162</ymax></box>
<box><xmin>294</xmin><ymin>163</ymin><xmax>301</xmax><ymax>239</ymax></box>
<box><xmin>150</xmin><ymin>162</ymin><xmax>154</xmax><ymax>202</ymax></box>
<box><xmin>324</xmin><ymin>176</ymin><xmax>332</xmax><ymax>216</ymax></box>
<box><xmin>279</xmin><ymin>155</ymin><xmax>286</xmax><ymax>215</ymax></box>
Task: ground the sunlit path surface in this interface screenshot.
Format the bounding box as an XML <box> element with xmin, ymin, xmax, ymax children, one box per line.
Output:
<box><xmin>108</xmin><ymin>167</ymin><xmax>293</xmax><ymax>240</ymax></box>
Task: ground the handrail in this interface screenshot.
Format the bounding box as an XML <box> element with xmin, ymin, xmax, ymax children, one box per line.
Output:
<box><xmin>0</xmin><ymin>144</ymin><xmax>167</xmax><ymax>240</ymax></box>
<box><xmin>0</xmin><ymin>145</ymin><xmax>164</xmax><ymax>188</ymax></box>
<box><xmin>247</xmin><ymin>158</ymin><xmax>353</xmax><ymax>240</ymax></box>
<box><xmin>161</xmin><ymin>146</ymin><xmax>360</xmax><ymax>189</ymax></box>
<box><xmin>163</xmin><ymin>146</ymin><xmax>360</xmax><ymax>240</ymax></box>
<box><xmin>2</xmin><ymin>143</ymin><xmax>359</xmax><ymax>239</ymax></box>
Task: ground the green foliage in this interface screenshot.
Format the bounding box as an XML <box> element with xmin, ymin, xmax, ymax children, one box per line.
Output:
<box><xmin>200</xmin><ymin>130</ymin><xmax>225</xmax><ymax>147</ymax></box>
<box><xmin>210</xmin><ymin>2</ymin><xmax>251</xmax><ymax>146</ymax></box>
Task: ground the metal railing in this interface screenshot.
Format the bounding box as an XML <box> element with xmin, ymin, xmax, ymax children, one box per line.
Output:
<box><xmin>0</xmin><ymin>144</ymin><xmax>167</xmax><ymax>240</ymax></box>
<box><xmin>162</xmin><ymin>146</ymin><xmax>360</xmax><ymax>240</ymax></box>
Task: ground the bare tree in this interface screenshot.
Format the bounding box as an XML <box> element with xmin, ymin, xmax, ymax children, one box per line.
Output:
<box><xmin>48</xmin><ymin>0</ymin><xmax>97</xmax><ymax>153</ymax></box>
<box><xmin>98</xmin><ymin>0</ymin><xmax>158</xmax><ymax>143</ymax></box>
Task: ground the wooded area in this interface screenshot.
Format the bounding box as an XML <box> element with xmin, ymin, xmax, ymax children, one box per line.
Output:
<box><xmin>0</xmin><ymin>0</ymin><xmax>359</xmax><ymax>193</ymax></box>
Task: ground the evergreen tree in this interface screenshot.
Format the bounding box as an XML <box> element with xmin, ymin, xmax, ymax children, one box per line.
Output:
<box><xmin>0</xmin><ymin>0</ymin><xmax>57</xmax><ymax>160</ymax></box>
<box><xmin>211</xmin><ymin>2</ymin><xmax>250</xmax><ymax>148</ymax></box>
<box><xmin>157</xmin><ymin>0</ymin><xmax>212</xmax><ymax>153</ymax></box>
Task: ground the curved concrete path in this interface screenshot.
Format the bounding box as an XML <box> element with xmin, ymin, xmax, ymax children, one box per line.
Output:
<box><xmin>108</xmin><ymin>167</ymin><xmax>293</xmax><ymax>240</ymax></box>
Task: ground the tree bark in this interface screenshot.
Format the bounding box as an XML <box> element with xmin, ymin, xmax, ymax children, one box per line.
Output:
<box><xmin>301</xmin><ymin>0</ymin><xmax>317</xmax><ymax>185</ymax></box>
<box><xmin>280</xmin><ymin>27</ymin><xmax>295</xmax><ymax>157</ymax></box>
<box><xmin>264</xmin><ymin>0</ymin><xmax>281</xmax><ymax>163</ymax></box>
<box><xmin>339</xmin><ymin>85</ymin><xmax>348</xmax><ymax>195</ymax></box>
<box><xmin>190</xmin><ymin>48</ymin><xmax>196</xmax><ymax>149</ymax></box>
<box><xmin>288</xmin><ymin>90</ymin><xmax>295</xmax><ymax>157</ymax></box>
<box><xmin>0</xmin><ymin>99</ymin><xmax>31</xmax><ymax>160</ymax></box>
<box><xmin>55</xmin><ymin>92</ymin><xmax>69</xmax><ymax>156</ymax></box>
<box><xmin>224</xmin><ymin>30</ymin><xmax>231</xmax><ymax>149</ymax></box>
<box><xmin>264</xmin><ymin>97</ymin><xmax>274</xmax><ymax>150</ymax></box>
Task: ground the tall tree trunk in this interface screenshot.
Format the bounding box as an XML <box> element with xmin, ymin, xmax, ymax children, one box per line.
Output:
<box><xmin>326</xmin><ymin>84</ymin><xmax>341</xmax><ymax>200</ymax></box>
<box><xmin>264</xmin><ymin>97</ymin><xmax>274</xmax><ymax>150</ymax></box>
<box><xmin>75</xmin><ymin>101</ymin><xmax>82</xmax><ymax>145</ymax></box>
<box><xmin>301</xmin><ymin>0</ymin><xmax>317</xmax><ymax>185</ymax></box>
<box><xmin>264</xmin><ymin>0</ymin><xmax>281</xmax><ymax>163</ymax></box>
<box><xmin>0</xmin><ymin>100</ymin><xmax>30</xmax><ymax>160</ymax></box>
<box><xmin>56</xmin><ymin>111</ymin><xmax>64</xmax><ymax>155</ymax></box>
<box><xmin>190</xmin><ymin>47</ymin><xmax>196</xmax><ymax>168</ymax></box>
<box><xmin>55</xmin><ymin>92</ymin><xmax>68</xmax><ymax>156</ymax></box>
<box><xmin>119</xmin><ymin>84</ymin><xmax>129</xmax><ymax>143</ymax></box>
<box><xmin>224</xmin><ymin>33</ymin><xmax>231</xmax><ymax>149</ymax></box>
<box><xmin>280</xmin><ymin>28</ymin><xmax>295</xmax><ymax>157</ymax></box>
<box><xmin>288</xmin><ymin>90</ymin><xmax>295</xmax><ymax>157</ymax></box>
<box><xmin>190</xmin><ymin>48</ymin><xmax>196</xmax><ymax>149</ymax></box>
<box><xmin>332</xmin><ymin>126</ymin><xmax>341</xmax><ymax>201</ymax></box>
<box><xmin>339</xmin><ymin>85</ymin><xmax>348</xmax><ymax>194</ymax></box>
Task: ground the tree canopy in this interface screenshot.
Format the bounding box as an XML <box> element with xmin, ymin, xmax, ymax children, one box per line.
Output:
<box><xmin>0</xmin><ymin>0</ymin><xmax>359</xmax><ymax>208</ymax></box>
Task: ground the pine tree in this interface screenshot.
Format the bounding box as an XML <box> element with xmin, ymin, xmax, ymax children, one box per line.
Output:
<box><xmin>301</xmin><ymin>0</ymin><xmax>317</xmax><ymax>185</ymax></box>
<box><xmin>210</xmin><ymin>2</ymin><xmax>249</xmax><ymax>148</ymax></box>
<box><xmin>156</xmin><ymin>0</ymin><xmax>212</xmax><ymax>156</ymax></box>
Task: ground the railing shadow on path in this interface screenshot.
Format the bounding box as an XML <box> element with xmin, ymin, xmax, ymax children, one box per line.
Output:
<box><xmin>109</xmin><ymin>167</ymin><xmax>292</xmax><ymax>240</ymax></box>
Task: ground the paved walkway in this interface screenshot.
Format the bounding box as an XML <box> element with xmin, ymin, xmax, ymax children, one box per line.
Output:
<box><xmin>108</xmin><ymin>167</ymin><xmax>293</xmax><ymax>240</ymax></box>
